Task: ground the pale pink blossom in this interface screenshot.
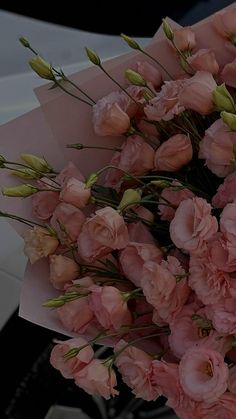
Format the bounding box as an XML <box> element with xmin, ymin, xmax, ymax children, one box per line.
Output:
<box><xmin>221</xmin><ymin>59</ymin><xmax>236</xmax><ymax>88</ymax></box>
<box><xmin>170</xmin><ymin>197</ymin><xmax>218</xmax><ymax>253</ymax></box>
<box><xmin>50</xmin><ymin>337</ymin><xmax>94</xmax><ymax>378</ymax></box>
<box><xmin>213</xmin><ymin>8</ymin><xmax>236</xmax><ymax>38</ymax></box>
<box><xmin>60</xmin><ymin>177</ymin><xmax>91</xmax><ymax>209</ymax></box>
<box><xmin>199</xmin><ymin>119</ymin><xmax>236</xmax><ymax>177</ymax></box>
<box><xmin>144</xmin><ymin>79</ymin><xmax>186</xmax><ymax>121</ymax></box>
<box><xmin>207</xmin><ymin>232</ymin><xmax>236</xmax><ymax>272</ymax></box>
<box><xmin>77</xmin><ymin>207</ymin><xmax>129</xmax><ymax>262</ymax></box>
<box><xmin>228</xmin><ymin>365</ymin><xmax>236</xmax><ymax>394</ymax></box>
<box><xmin>74</xmin><ymin>359</ymin><xmax>118</xmax><ymax>399</ymax></box>
<box><xmin>154</xmin><ymin>134</ymin><xmax>193</xmax><ymax>172</ymax></box>
<box><xmin>179</xmin><ymin>347</ymin><xmax>228</xmax><ymax>402</ymax></box>
<box><xmin>88</xmin><ymin>285</ymin><xmax>132</xmax><ymax>330</ymax></box>
<box><xmin>212</xmin><ymin>172</ymin><xmax>236</xmax><ymax>208</ymax></box>
<box><xmin>179</xmin><ymin>71</ymin><xmax>217</xmax><ymax>115</ymax></box>
<box><xmin>115</xmin><ymin>340</ymin><xmax>159</xmax><ymax>401</ymax></box>
<box><xmin>128</xmin><ymin>221</ymin><xmax>156</xmax><ymax>245</ymax></box>
<box><xmin>50</xmin><ymin>202</ymin><xmax>85</xmax><ymax>244</ymax></box>
<box><xmin>187</xmin><ymin>49</ymin><xmax>219</xmax><ymax>75</ymax></box>
<box><xmin>49</xmin><ymin>254</ymin><xmax>79</xmax><ymax>290</ymax></box>
<box><xmin>196</xmin><ymin>392</ymin><xmax>236</xmax><ymax>419</ymax></box>
<box><xmin>92</xmin><ymin>91</ymin><xmax>131</xmax><ymax>136</ymax></box>
<box><xmin>56</xmin><ymin>161</ymin><xmax>85</xmax><ymax>185</ymax></box>
<box><xmin>104</xmin><ymin>135</ymin><xmax>154</xmax><ymax>191</ymax></box>
<box><xmin>32</xmin><ymin>189</ymin><xmax>59</xmax><ymax>220</ymax></box>
<box><xmin>158</xmin><ymin>181</ymin><xmax>195</xmax><ymax>221</ymax></box>
<box><xmin>57</xmin><ymin>295</ymin><xmax>94</xmax><ymax>334</ymax></box>
<box><xmin>205</xmin><ymin>297</ymin><xmax>236</xmax><ymax>334</ymax></box>
<box><xmin>119</xmin><ymin>242</ymin><xmax>163</xmax><ymax>286</ymax></box>
<box><xmin>137</xmin><ymin>119</ymin><xmax>160</xmax><ymax>141</ymax></box>
<box><xmin>133</xmin><ymin>60</ymin><xmax>162</xmax><ymax>88</ymax></box>
<box><xmin>173</xmin><ymin>27</ymin><xmax>196</xmax><ymax>51</ymax></box>
<box><xmin>220</xmin><ymin>200</ymin><xmax>236</xmax><ymax>241</ymax></box>
<box><xmin>24</xmin><ymin>226</ymin><xmax>59</xmax><ymax>264</ymax></box>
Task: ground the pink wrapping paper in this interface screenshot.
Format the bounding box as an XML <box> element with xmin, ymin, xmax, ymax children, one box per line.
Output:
<box><xmin>1</xmin><ymin>4</ymin><xmax>236</xmax><ymax>336</ymax></box>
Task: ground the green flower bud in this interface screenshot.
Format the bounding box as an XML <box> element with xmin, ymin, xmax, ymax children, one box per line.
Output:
<box><xmin>21</xmin><ymin>153</ymin><xmax>52</xmax><ymax>173</ymax></box>
<box><xmin>121</xmin><ymin>34</ymin><xmax>140</xmax><ymax>50</ymax></box>
<box><xmin>162</xmin><ymin>19</ymin><xmax>174</xmax><ymax>41</ymax></box>
<box><xmin>221</xmin><ymin>111</ymin><xmax>236</xmax><ymax>131</ymax></box>
<box><xmin>85</xmin><ymin>47</ymin><xmax>101</xmax><ymax>66</ymax></box>
<box><xmin>2</xmin><ymin>184</ymin><xmax>38</xmax><ymax>197</ymax></box>
<box><xmin>125</xmin><ymin>69</ymin><xmax>146</xmax><ymax>86</ymax></box>
<box><xmin>85</xmin><ymin>173</ymin><xmax>98</xmax><ymax>188</ymax></box>
<box><xmin>19</xmin><ymin>36</ymin><xmax>30</xmax><ymax>48</ymax></box>
<box><xmin>212</xmin><ymin>84</ymin><xmax>235</xmax><ymax>113</ymax></box>
<box><xmin>118</xmin><ymin>188</ymin><xmax>142</xmax><ymax>211</ymax></box>
<box><xmin>11</xmin><ymin>168</ymin><xmax>40</xmax><ymax>179</ymax></box>
<box><xmin>29</xmin><ymin>56</ymin><xmax>54</xmax><ymax>80</ymax></box>
<box><xmin>150</xmin><ymin>180</ymin><xmax>172</xmax><ymax>189</ymax></box>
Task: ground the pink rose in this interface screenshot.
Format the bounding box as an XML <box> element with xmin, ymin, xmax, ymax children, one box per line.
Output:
<box><xmin>128</xmin><ymin>221</ymin><xmax>156</xmax><ymax>245</ymax></box>
<box><xmin>119</xmin><ymin>242</ymin><xmax>163</xmax><ymax>286</ymax></box>
<box><xmin>56</xmin><ymin>161</ymin><xmax>85</xmax><ymax>185</ymax></box>
<box><xmin>49</xmin><ymin>254</ymin><xmax>79</xmax><ymax>290</ymax></box>
<box><xmin>212</xmin><ymin>172</ymin><xmax>236</xmax><ymax>208</ymax></box>
<box><xmin>220</xmin><ymin>201</ymin><xmax>236</xmax><ymax>241</ymax></box>
<box><xmin>92</xmin><ymin>90</ymin><xmax>131</xmax><ymax>136</ymax></box>
<box><xmin>158</xmin><ymin>181</ymin><xmax>195</xmax><ymax>221</ymax></box>
<box><xmin>206</xmin><ymin>297</ymin><xmax>236</xmax><ymax>334</ymax></box>
<box><xmin>221</xmin><ymin>59</ymin><xmax>236</xmax><ymax>88</ymax></box>
<box><xmin>173</xmin><ymin>27</ymin><xmax>196</xmax><ymax>52</ymax></box>
<box><xmin>187</xmin><ymin>49</ymin><xmax>219</xmax><ymax>75</ymax></box>
<box><xmin>170</xmin><ymin>197</ymin><xmax>218</xmax><ymax>253</ymax></box>
<box><xmin>74</xmin><ymin>359</ymin><xmax>118</xmax><ymax>399</ymax></box>
<box><xmin>60</xmin><ymin>177</ymin><xmax>91</xmax><ymax>209</ymax></box>
<box><xmin>144</xmin><ymin>79</ymin><xmax>186</xmax><ymax>121</ymax></box>
<box><xmin>50</xmin><ymin>202</ymin><xmax>85</xmax><ymax>244</ymax></box>
<box><xmin>32</xmin><ymin>189</ymin><xmax>59</xmax><ymax>220</ymax></box>
<box><xmin>196</xmin><ymin>392</ymin><xmax>236</xmax><ymax>419</ymax></box>
<box><xmin>179</xmin><ymin>71</ymin><xmax>217</xmax><ymax>115</ymax></box>
<box><xmin>199</xmin><ymin>119</ymin><xmax>236</xmax><ymax>177</ymax></box>
<box><xmin>88</xmin><ymin>285</ymin><xmax>132</xmax><ymax>331</ymax></box>
<box><xmin>228</xmin><ymin>365</ymin><xmax>236</xmax><ymax>394</ymax></box>
<box><xmin>179</xmin><ymin>347</ymin><xmax>229</xmax><ymax>402</ymax></box>
<box><xmin>213</xmin><ymin>8</ymin><xmax>236</xmax><ymax>38</ymax></box>
<box><xmin>115</xmin><ymin>339</ymin><xmax>159</xmax><ymax>401</ymax></box>
<box><xmin>104</xmin><ymin>136</ymin><xmax>154</xmax><ymax>191</ymax></box>
<box><xmin>133</xmin><ymin>60</ymin><xmax>162</xmax><ymax>88</ymax></box>
<box><xmin>154</xmin><ymin>134</ymin><xmax>193</xmax><ymax>172</ymax></box>
<box><xmin>24</xmin><ymin>226</ymin><xmax>59</xmax><ymax>264</ymax></box>
<box><xmin>50</xmin><ymin>337</ymin><xmax>94</xmax><ymax>378</ymax></box>
<box><xmin>77</xmin><ymin>207</ymin><xmax>129</xmax><ymax>262</ymax></box>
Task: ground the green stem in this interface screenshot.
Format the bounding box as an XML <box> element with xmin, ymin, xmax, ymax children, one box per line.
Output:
<box><xmin>0</xmin><ymin>210</ymin><xmax>45</xmax><ymax>228</ymax></box>
<box><xmin>67</xmin><ymin>143</ymin><xmax>122</xmax><ymax>152</ymax></box>
<box><xmin>59</xmin><ymin>70</ymin><xmax>96</xmax><ymax>104</ymax></box>
<box><xmin>139</xmin><ymin>49</ymin><xmax>173</xmax><ymax>80</ymax></box>
<box><xmin>54</xmin><ymin>79</ymin><xmax>92</xmax><ymax>106</ymax></box>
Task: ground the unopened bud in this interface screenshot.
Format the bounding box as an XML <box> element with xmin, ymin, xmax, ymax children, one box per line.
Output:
<box><xmin>19</xmin><ymin>36</ymin><xmax>30</xmax><ymax>48</ymax></box>
<box><xmin>118</xmin><ymin>188</ymin><xmax>142</xmax><ymax>211</ymax></box>
<box><xmin>2</xmin><ymin>184</ymin><xmax>38</xmax><ymax>197</ymax></box>
<box><xmin>85</xmin><ymin>173</ymin><xmax>98</xmax><ymax>188</ymax></box>
<box><xmin>212</xmin><ymin>84</ymin><xmax>235</xmax><ymax>113</ymax></box>
<box><xmin>21</xmin><ymin>153</ymin><xmax>52</xmax><ymax>173</ymax></box>
<box><xmin>125</xmin><ymin>69</ymin><xmax>146</xmax><ymax>86</ymax></box>
<box><xmin>85</xmin><ymin>47</ymin><xmax>101</xmax><ymax>66</ymax></box>
<box><xmin>121</xmin><ymin>34</ymin><xmax>140</xmax><ymax>50</ymax></box>
<box><xmin>11</xmin><ymin>168</ymin><xmax>40</xmax><ymax>179</ymax></box>
<box><xmin>162</xmin><ymin>19</ymin><xmax>174</xmax><ymax>41</ymax></box>
<box><xmin>29</xmin><ymin>56</ymin><xmax>54</xmax><ymax>80</ymax></box>
<box><xmin>150</xmin><ymin>180</ymin><xmax>172</xmax><ymax>189</ymax></box>
<box><xmin>221</xmin><ymin>111</ymin><xmax>236</xmax><ymax>131</ymax></box>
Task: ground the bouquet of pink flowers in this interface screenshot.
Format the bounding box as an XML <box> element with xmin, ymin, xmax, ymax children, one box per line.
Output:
<box><xmin>2</xmin><ymin>3</ymin><xmax>236</xmax><ymax>418</ymax></box>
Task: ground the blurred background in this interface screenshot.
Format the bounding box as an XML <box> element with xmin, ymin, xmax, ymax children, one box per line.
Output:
<box><xmin>0</xmin><ymin>1</ymin><xmax>234</xmax><ymax>418</ymax></box>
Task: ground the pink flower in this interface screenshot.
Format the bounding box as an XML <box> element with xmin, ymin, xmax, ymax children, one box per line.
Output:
<box><xmin>220</xmin><ymin>201</ymin><xmax>236</xmax><ymax>241</ymax></box>
<box><xmin>207</xmin><ymin>232</ymin><xmax>236</xmax><ymax>272</ymax></box>
<box><xmin>212</xmin><ymin>172</ymin><xmax>236</xmax><ymax>208</ymax></box>
<box><xmin>206</xmin><ymin>297</ymin><xmax>236</xmax><ymax>334</ymax></box>
<box><xmin>92</xmin><ymin>91</ymin><xmax>131</xmax><ymax>136</ymax></box>
<box><xmin>49</xmin><ymin>255</ymin><xmax>79</xmax><ymax>290</ymax></box>
<box><xmin>114</xmin><ymin>339</ymin><xmax>159</xmax><ymax>401</ymax></box>
<box><xmin>221</xmin><ymin>59</ymin><xmax>236</xmax><ymax>88</ymax></box>
<box><xmin>133</xmin><ymin>61</ymin><xmax>162</xmax><ymax>88</ymax></box>
<box><xmin>196</xmin><ymin>392</ymin><xmax>236</xmax><ymax>419</ymax></box>
<box><xmin>199</xmin><ymin>119</ymin><xmax>236</xmax><ymax>177</ymax></box>
<box><xmin>77</xmin><ymin>207</ymin><xmax>129</xmax><ymax>262</ymax></box>
<box><xmin>74</xmin><ymin>359</ymin><xmax>118</xmax><ymax>399</ymax></box>
<box><xmin>132</xmin><ymin>206</ymin><xmax>154</xmax><ymax>223</ymax></box>
<box><xmin>179</xmin><ymin>71</ymin><xmax>217</xmax><ymax>115</ymax></box>
<box><xmin>32</xmin><ymin>189</ymin><xmax>59</xmax><ymax>220</ymax></box>
<box><xmin>187</xmin><ymin>49</ymin><xmax>219</xmax><ymax>75</ymax></box>
<box><xmin>60</xmin><ymin>177</ymin><xmax>91</xmax><ymax>209</ymax></box>
<box><xmin>56</xmin><ymin>161</ymin><xmax>85</xmax><ymax>185</ymax></box>
<box><xmin>179</xmin><ymin>347</ymin><xmax>229</xmax><ymax>402</ymax></box>
<box><xmin>144</xmin><ymin>79</ymin><xmax>186</xmax><ymax>121</ymax></box>
<box><xmin>88</xmin><ymin>285</ymin><xmax>132</xmax><ymax>330</ymax></box>
<box><xmin>128</xmin><ymin>221</ymin><xmax>156</xmax><ymax>245</ymax></box>
<box><xmin>50</xmin><ymin>337</ymin><xmax>94</xmax><ymax>378</ymax></box>
<box><xmin>154</xmin><ymin>134</ymin><xmax>193</xmax><ymax>172</ymax></box>
<box><xmin>228</xmin><ymin>365</ymin><xmax>236</xmax><ymax>394</ymax></box>
<box><xmin>119</xmin><ymin>242</ymin><xmax>163</xmax><ymax>286</ymax></box>
<box><xmin>104</xmin><ymin>136</ymin><xmax>154</xmax><ymax>191</ymax></box>
<box><xmin>50</xmin><ymin>203</ymin><xmax>85</xmax><ymax>244</ymax></box>
<box><xmin>24</xmin><ymin>226</ymin><xmax>59</xmax><ymax>264</ymax></box>
<box><xmin>213</xmin><ymin>8</ymin><xmax>236</xmax><ymax>38</ymax></box>
<box><xmin>173</xmin><ymin>27</ymin><xmax>196</xmax><ymax>51</ymax></box>
<box><xmin>158</xmin><ymin>181</ymin><xmax>195</xmax><ymax>221</ymax></box>
<box><xmin>170</xmin><ymin>197</ymin><xmax>218</xmax><ymax>253</ymax></box>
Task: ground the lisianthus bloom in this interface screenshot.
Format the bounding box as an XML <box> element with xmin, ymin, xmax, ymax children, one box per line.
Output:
<box><xmin>32</xmin><ymin>181</ymin><xmax>59</xmax><ymax>220</ymax></box>
<box><xmin>154</xmin><ymin>134</ymin><xmax>193</xmax><ymax>172</ymax></box>
<box><xmin>213</xmin><ymin>8</ymin><xmax>236</xmax><ymax>39</ymax></box>
<box><xmin>195</xmin><ymin>392</ymin><xmax>236</xmax><ymax>419</ymax></box>
<box><xmin>173</xmin><ymin>27</ymin><xmax>196</xmax><ymax>52</ymax></box>
<box><xmin>49</xmin><ymin>254</ymin><xmax>79</xmax><ymax>290</ymax></box>
<box><xmin>60</xmin><ymin>177</ymin><xmax>91</xmax><ymax>209</ymax></box>
<box><xmin>158</xmin><ymin>181</ymin><xmax>195</xmax><ymax>221</ymax></box>
<box><xmin>50</xmin><ymin>202</ymin><xmax>85</xmax><ymax>244</ymax></box>
<box><xmin>221</xmin><ymin>59</ymin><xmax>236</xmax><ymax>88</ymax></box>
<box><xmin>24</xmin><ymin>226</ymin><xmax>59</xmax><ymax>264</ymax></box>
<box><xmin>132</xmin><ymin>60</ymin><xmax>162</xmax><ymax>88</ymax></box>
<box><xmin>212</xmin><ymin>172</ymin><xmax>236</xmax><ymax>208</ymax></box>
<box><xmin>187</xmin><ymin>49</ymin><xmax>219</xmax><ymax>75</ymax></box>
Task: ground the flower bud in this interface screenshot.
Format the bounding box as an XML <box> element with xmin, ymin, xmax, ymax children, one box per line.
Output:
<box><xmin>121</xmin><ymin>34</ymin><xmax>140</xmax><ymax>50</ymax></box>
<box><xmin>29</xmin><ymin>56</ymin><xmax>54</xmax><ymax>80</ymax></box>
<box><xmin>21</xmin><ymin>153</ymin><xmax>52</xmax><ymax>172</ymax></box>
<box><xmin>19</xmin><ymin>36</ymin><xmax>30</xmax><ymax>48</ymax></box>
<box><xmin>118</xmin><ymin>188</ymin><xmax>142</xmax><ymax>211</ymax></box>
<box><xmin>11</xmin><ymin>168</ymin><xmax>40</xmax><ymax>179</ymax></box>
<box><xmin>212</xmin><ymin>83</ymin><xmax>235</xmax><ymax>113</ymax></box>
<box><xmin>2</xmin><ymin>184</ymin><xmax>38</xmax><ymax>197</ymax></box>
<box><xmin>221</xmin><ymin>111</ymin><xmax>236</xmax><ymax>131</ymax></box>
<box><xmin>150</xmin><ymin>180</ymin><xmax>172</xmax><ymax>189</ymax></box>
<box><xmin>162</xmin><ymin>19</ymin><xmax>174</xmax><ymax>41</ymax></box>
<box><xmin>125</xmin><ymin>69</ymin><xmax>146</xmax><ymax>86</ymax></box>
<box><xmin>85</xmin><ymin>173</ymin><xmax>98</xmax><ymax>188</ymax></box>
<box><xmin>85</xmin><ymin>47</ymin><xmax>101</xmax><ymax>66</ymax></box>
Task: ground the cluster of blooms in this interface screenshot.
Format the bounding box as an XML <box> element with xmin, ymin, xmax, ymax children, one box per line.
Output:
<box><xmin>3</xmin><ymin>7</ymin><xmax>236</xmax><ymax>419</ymax></box>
